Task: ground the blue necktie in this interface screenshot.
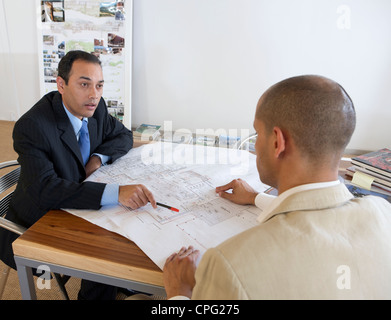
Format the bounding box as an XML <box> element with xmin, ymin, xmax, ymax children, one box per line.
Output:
<box><xmin>78</xmin><ymin>119</ymin><xmax>90</xmax><ymax>165</ymax></box>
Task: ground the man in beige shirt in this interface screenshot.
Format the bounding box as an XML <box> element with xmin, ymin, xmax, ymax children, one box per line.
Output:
<box><xmin>163</xmin><ymin>75</ymin><xmax>391</xmax><ymax>299</ymax></box>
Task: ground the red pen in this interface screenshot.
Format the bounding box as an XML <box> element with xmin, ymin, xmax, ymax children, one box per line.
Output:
<box><xmin>156</xmin><ymin>202</ymin><xmax>179</xmax><ymax>212</ymax></box>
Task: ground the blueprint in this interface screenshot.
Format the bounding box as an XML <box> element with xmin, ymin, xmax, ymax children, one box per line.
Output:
<box><xmin>64</xmin><ymin>142</ymin><xmax>270</xmax><ymax>269</ymax></box>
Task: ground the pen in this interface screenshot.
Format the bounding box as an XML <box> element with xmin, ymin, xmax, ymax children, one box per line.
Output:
<box><xmin>156</xmin><ymin>202</ymin><xmax>180</xmax><ymax>213</ymax></box>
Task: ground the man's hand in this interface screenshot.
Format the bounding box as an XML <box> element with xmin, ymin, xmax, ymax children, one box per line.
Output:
<box><xmin>85</xmin><ymin>155</ymin><xmax>102</xmax><ymax>178</ymax></box>
<box><xmin>119</xmin><ymin>184</ymin><xmax>157</xmax><ymax>210</ymax></box>
<box><xmin>215</xmin><ymin>178</ymin><xmax>258</xmax><ymax>205</ymax></box>
<box><xmin>163</xmin><ymin>246</ymin><xmax>200</xmax><ymax>299</ymax></box>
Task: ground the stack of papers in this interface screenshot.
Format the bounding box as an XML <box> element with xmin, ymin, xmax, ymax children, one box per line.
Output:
<box><xmin>346</xmin><ymin>148</ymin><xmax>391</xmax><ymax>198</ymax></box>
<box><xmin>133</xmin><ymin>124</ymin><xmax>161</xmax><ymax>141</ymax></box>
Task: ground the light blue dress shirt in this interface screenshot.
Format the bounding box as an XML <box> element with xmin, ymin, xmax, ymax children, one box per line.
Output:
<box><xmin>62</xmin><ymin>104</ymin><xmax>119</xmax><ymax>206</ymax></box>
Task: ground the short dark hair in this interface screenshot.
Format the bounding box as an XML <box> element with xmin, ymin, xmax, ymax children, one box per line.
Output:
<box><xmin>256</xmin><ymin>75</ymin><xmax>356</xmax><ymax>161</ymax></box>
<box><xmin>58</xmin><ymin>50</ymin><xmax>101</xmax><ymax>84</ymax></box>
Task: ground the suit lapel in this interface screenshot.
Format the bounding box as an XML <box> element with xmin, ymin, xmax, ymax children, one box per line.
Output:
<box><xmin>52</xmin><ymin>93</ymin><xmax>85</xmax><ymax>166</ymax></box>
<box><xmin>88</xmin><ymin>116</ymin><xmax>98</xmax><ymax>152</ymax></box>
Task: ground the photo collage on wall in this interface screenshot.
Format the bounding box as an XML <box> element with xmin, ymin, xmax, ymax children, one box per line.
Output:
<box><xmin>40</xmin><ymin>0</ymin><xmax>127</xmax><ymax>122</ymax></box>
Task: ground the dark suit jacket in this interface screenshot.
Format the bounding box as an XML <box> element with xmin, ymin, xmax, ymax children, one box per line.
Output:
<box><xmin>0</xmin><ymin>91</ymin><xmax>133</xmax><ymax>268</ymax></box>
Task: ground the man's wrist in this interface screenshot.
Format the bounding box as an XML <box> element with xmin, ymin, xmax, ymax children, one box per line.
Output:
<box><xmin>249</xmin><ymin>192</ymin><xmax>258</xmax><ymax>205</ymax></box>
<box><xmin>85</xmin><ymin>155</ymin><xmax>102</xmax><ymax>177</ymax></box>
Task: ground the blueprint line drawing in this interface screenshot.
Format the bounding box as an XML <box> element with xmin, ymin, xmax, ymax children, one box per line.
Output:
<box><xmin>64</xmin><ymin>142</ymin><xmax>270</xmax><ymax>269</ymax></box>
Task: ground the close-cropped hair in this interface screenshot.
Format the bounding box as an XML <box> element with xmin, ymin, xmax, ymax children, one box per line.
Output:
<box><xmin>256</xmin><ymin>75</ymin><xmax>356</xmax><ymax>160</ymax></box>
<box><xmin>58</xmin><ymin>50</ymin><xmax>102</xmax><ymax>84</ymax></box>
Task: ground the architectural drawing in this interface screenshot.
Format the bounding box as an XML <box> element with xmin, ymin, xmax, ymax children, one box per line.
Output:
<box><xmin>65</xmin><ymin>142</ymin><xmax>270</xmax><ymax>269</ymax></box>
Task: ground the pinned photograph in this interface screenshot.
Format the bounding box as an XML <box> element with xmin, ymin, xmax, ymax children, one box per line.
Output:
<box><xmin>41</xmin><ymin>0</ymin><xmax>65</xmax><ymax>22</ymax></box>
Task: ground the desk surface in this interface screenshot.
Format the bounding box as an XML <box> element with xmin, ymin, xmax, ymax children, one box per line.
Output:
<box><xmin>11</xmin><ymin>148</ymin><xmax>354</xmax><ymax>297</ymax></box>
<box><xmin>12</xmin><ymin>209</ymin><xmax>164</xmax><ymax>288</ymax></box>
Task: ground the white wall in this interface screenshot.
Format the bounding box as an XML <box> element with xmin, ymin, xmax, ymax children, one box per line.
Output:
<box><xmin>1</xmin><ymin>0</ymin><xmax>391</xmax><ymax>151</ymax></box>
<box><xmin>0</xmin><ymin>0</ymin><xmax>40</xmax><ymax>121</ymax></box>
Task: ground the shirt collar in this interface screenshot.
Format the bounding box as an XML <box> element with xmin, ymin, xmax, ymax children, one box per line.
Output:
<box><xmin>62</xmin><ymin>103</ymin><xmax>88</xmax><ymax>137</ymax></box>
<box><xmin>256</xmin><ymin>180</ymin><xmax>341</xmax><ymax>223</ymax></box>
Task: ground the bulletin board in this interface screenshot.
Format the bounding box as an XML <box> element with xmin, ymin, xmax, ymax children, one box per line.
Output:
<box><xmin>36</xmin><ymin>0</ymin><xmax>132</xmax><ymax>127</ymax></box>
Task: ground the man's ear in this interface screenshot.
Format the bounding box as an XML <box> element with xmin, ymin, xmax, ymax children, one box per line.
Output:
<box><xmin>272</xmin><ymin>126</ymin><xmax>286</xmax><ymax>158</ymax></box>
<box><xmin>56</xmin><ymin>76</ymin><xmax>66</xmax><ymax>94</ymax></box>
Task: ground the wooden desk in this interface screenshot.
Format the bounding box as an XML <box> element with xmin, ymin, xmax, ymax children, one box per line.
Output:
<box><xmin>12</xmin><ymin>210</ymin><xmax>165</xmax><ymax>300</ymax></box>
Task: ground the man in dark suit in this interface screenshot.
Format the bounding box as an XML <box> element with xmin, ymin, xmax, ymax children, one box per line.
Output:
<box><xmin>0</xmin><ymin>50</ymin><xmax>156</xmax><ymax>299</ymax></box>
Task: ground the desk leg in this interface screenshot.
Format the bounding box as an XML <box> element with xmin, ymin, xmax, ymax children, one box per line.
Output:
<box><xmin>16</xmin><ymin>264</ymin><xmax>37</xmax><ymax>300</ymax></box>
